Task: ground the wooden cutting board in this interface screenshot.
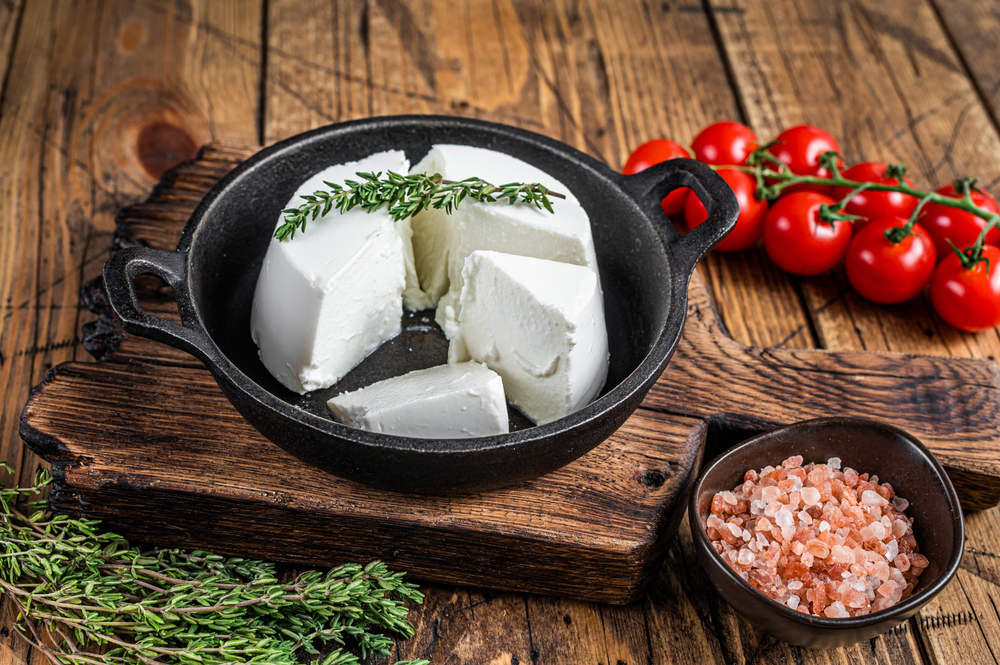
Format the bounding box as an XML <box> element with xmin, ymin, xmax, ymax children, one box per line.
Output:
<box><xmin>20</xmin><ymin>144</ymin><xmax>1000</xmax><ymax>604</ymax></box>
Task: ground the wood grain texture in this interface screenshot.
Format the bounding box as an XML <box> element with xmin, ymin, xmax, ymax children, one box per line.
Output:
<box><xmin>10</xmin><ymin>0</ymin><xmax>1000</xmax><ymax>663</ymax></box>
<box><xmin>652</xmin><ymin>276</ymin><xmax>1000</xmax><ymax>508</ymax></box>
<box><xmin>0</xmin><ymin>0</ymin><xmax>261</xmax><ymax>488</ymax></box>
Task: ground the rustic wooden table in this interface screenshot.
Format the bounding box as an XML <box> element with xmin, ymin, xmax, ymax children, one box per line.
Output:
<box><xmin>2</xmin><ymin>0</ymin><xmax>999</xmax><ymax>663</ymax></box>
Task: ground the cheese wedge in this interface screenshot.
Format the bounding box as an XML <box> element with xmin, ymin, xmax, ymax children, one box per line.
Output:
<box><xmin>449</xmin><ymin>251</ymin><xmax>609</xmax><ymax>425</ymax></box>
<box><xmin>407</xmin><ymin>144</ymin><xmax>599</xmax><ymax>336</ymax></box>
<box><xmin>327</xmin><ymin>361</ymin><xmax>509</xmax><ymax>438</ymax></box>
<box><xmin>251</xmin><ymin>150</ymin><xmax>411</xmax><ymax>394</ymax></box>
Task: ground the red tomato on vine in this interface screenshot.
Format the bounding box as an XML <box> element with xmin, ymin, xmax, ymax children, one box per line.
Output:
<box><xmin>767</xmin><ymin>125</ymin><xmax>842</xmax><ymax>196</ymax></box>
<box><xmin>930</xmin><ymin>246</ymin><xmax>1000</xmax><ymax>332</ymax></box>
<box><xmin>833</xmin><ymin>162</ymin><xmax>918</xmax><ymax>233</ymax></box>
<box><xmin>762</xmin><ymin>192</ymin><xmax>852</xmax><ymax>275</ymax></box>
<box><xmin>919</xmin><ymin>183</ymin><xmax>1000</xmax><ymax>262</ymax></box>
<box><xmin>845</xmin><ymin>217</ymin><xmax>936</xmax><ymax>304</ymax></box>
<box><xmin>691</xmin><ymin>121</ymin><xmax>759</xmax><ymax>166</ymax></box>
<box><xmin>684</xmin><ymin>168</ymin><xmax>768</xmax><ymax>252</ymax></box>
<box><xmin>623</xmin><ymin>139</ymin><xmax>691</xmax><ymax>216</ymax></box>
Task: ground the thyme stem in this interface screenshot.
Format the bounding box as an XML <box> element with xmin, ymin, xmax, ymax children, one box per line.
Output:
<box><xmin>274</xmin><ymin>171</ymin><xmax>566</xmax><ymax>241</ymax></box>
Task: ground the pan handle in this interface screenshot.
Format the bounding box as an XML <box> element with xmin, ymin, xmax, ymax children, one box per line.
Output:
<box><xmin>103</xmin><ymin>247</ymin><xmax>219</xmax><ymax>365</ymax></box>
<box><xmin>621</xmin><ymin>158</ymin><xmax>740</xmax><ymax>274</ymax></box>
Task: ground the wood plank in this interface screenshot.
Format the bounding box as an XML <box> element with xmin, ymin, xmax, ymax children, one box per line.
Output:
<box><xmin>930</xmin><ymin>0</ymin><xmax>1000</xmax><ymax>171</ymax></box>
<box><xmin>0</xmin><ymin>0</ymin><xmax>23</xmax><ymax>102</ymax></box>
<box><xmin>706</xmin><ymin>0</ymin><xmax>1000</xmax><ymax>661</ymax></box>
<box><xmin>0</xmin><ymin>0</ymin><xmax>262</xmax><ymax>490</ymax></box>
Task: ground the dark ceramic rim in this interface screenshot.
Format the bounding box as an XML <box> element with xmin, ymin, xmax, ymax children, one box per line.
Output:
<box><xmin>688</xmin><ymin>416</ymin><xmax>965</xmax><ymax>629</ymax></box>
<box><xmin>103</xmin><ymin>115</ymin><xmax>739</xmax><ymax>458</ymax></box>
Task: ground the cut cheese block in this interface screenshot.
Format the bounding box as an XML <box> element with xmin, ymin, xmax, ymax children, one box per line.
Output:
<box><xmin>408</xmin><ymin>145</ymin><xmax>599</xmax><ymax>335</ymax></box>
<box><xmin>327</xmin><ymin>361</ymin><xmax>509</xmax><ymax>438</ymax></box>
<box><xmin>449</xmin><ymin>251</ymin><xmax>609</xmax><ymax>425</ymax></box>
<box><xmin>251</xmin><ymin>150</ymin><xmax>411</xmax><ymax>394</ymax></box>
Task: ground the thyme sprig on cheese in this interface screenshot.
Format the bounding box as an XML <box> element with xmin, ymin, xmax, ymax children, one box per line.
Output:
<box><xmin>275</xmin><ymin>171</ymin><xmax>565</xmax><ymax>241</ymax></box>
<box><xmin>0</xmin><ymin>464</ymin><xmax>427</xmax><ymax>665</ymax></box>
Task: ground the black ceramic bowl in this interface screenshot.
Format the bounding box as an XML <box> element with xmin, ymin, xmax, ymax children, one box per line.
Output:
<box><xmin>103</xmin><ymin>115</ymin><xmax>738</xmax><ymax>494</ymax></box>
<box><xmin>688</xmin><ymin>417</ymin><xmax>964</xmax><ymax>648</ymax></box>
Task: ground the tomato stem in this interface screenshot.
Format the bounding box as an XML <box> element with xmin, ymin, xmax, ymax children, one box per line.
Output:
<box><xmin>714</xmin><ymin>147</ymin><xmax>1000</xmax><ymax>258</ymax></box>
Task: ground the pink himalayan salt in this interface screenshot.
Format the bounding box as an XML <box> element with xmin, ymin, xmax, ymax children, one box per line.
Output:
<box><xmin>707</xmin><ymin>456</ymin><xmax>924</xmax><ymax>618</ymax></box>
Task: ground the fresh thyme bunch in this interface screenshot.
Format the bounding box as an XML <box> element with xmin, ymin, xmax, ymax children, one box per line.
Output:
<box><xmin>0</xmin><ymin>464</ymin><xmax>427</xmax><ymax>665</ymax></box>
<box><xmin>274</xmin><ymin>171</ymin><xmax>565</xmax><ymax>241</ymax></box>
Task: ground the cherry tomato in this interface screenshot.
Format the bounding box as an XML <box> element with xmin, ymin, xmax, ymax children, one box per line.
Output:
<box><xmin>762</xmin><ymin>192</ymin><xmax>852</xmax><ymax>275</ymax></box>
<box><xmin>930</xmin><ymin>246</ymin><xmax>1000</xmax><ymax>332</ymax></box>
<box><xmin>767</xmin><ymin>125</ymin><xmax>842</xmax><ymax>195</ymax></box>
<box><xmin>691</xmin><ymin>121</ymin><xmax>759</xmax><ymax>166</ymax></box>
<box><xmin>918</xmin><ymin>183</ymin><xmax>1000</xmax><ymax>262</ymax></box>
<box><xmin>623</xmin><ymin>139</ymin><xmax>692</xmax><ymax>216</ymax></box>
<box><xmin>684</xmin><ymin>168</ymin><xmax>768</xmax><ymax>252</ymax></box>
<box><xmin>845</xmin><ymin>217</ymin><xmax>936</xmax><ymax>304</ymax></box>
<box><xmin>833</xmin><ymin>162</ymin><xmax>918</xmax><ymax>233</ymax></box>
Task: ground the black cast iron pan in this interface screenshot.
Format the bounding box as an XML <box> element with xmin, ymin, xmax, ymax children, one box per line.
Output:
<box><xmin>103</xmin><ymin>115</ymin><xmax>738</xmax><ymax>494</ymax></box>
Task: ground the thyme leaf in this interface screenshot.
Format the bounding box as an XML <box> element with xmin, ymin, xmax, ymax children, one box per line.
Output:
<box><xmin>274</xmin><ymin>171</ymin><xmax>565</xmax><ymax>241</ymax></box>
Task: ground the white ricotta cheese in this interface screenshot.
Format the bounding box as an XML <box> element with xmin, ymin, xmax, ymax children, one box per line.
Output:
<box><xmin>449</xmin><ymin>251</ymin><xmax>609</xmax><ymax>425</ymax></box>
<box><xmin>408</xmin><ymin>145</ymin><xmax>599</xmax><ymax>336</ymax></box>
<box><xmin>327</xmin><ymin>361</ymin><xmax>509</xmax><ymax>438</ymax></box>
<box><xmin>251</xmin><ymin>150</ymin><xmax>412</xmax><ymax>394</ymax></box>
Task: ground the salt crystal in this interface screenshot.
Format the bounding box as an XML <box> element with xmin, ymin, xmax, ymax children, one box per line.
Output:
<box><xmin>742</xmin><ymin>529</ymin><xmax>751</xmax><ymax>542</ymax></box>
<box><xmin>792</xmin><ymin>541</ymin><xmax>806</xmax><ymax>556</ymax></box>
<box><xmin>824</xmin><ymin>601</ymin><xmax>850</xmax><ymax>618</ymax></box>
<box><xmin>828</xmin><ymin>457</ymin><xmax>842</xmax><ymax>470</ymax></box>
<box><xmin>756</xmin><ymin>533</ymin><xmax>769</xmax><ymax>549</ymax></box>
<box><xmin>738</xmin><ymin>548</ymin><xmax>755</xmax><ymax>566</ymax></box>
<box><xmin>788</xmin><ymin>580</ymin><xmax>804</xmax><ymax>590</ymax></box>
<box><xmin>764</xmin><ymin>501</ymin><xmax>782</xmax><ymax>518</ymax></box>
<box><xmin>845</xmin><ymin>589</ymin><xmax>868</xmax><ymax>608</ymax></box>
<box><xmin>740</xmin><ymin>571</ymin><xmax>749</xmax><ymax>581</ymax></box>
<box><xmin>861</xmin><ymin>490</ymin><xmax>886</xmax><ymax>506</ymax></box>
<box><xmin>801</xmin><ymin>551</ymin><xmax>814</xmax><ymax>567</ymax></box>
<box><xmin>776</xmin><ymin>508</ymin><xmax>794</xmax><ymax>528</ymax></box>
<box><xmin>831</xmin><ymin>545</ymin><xmax>855</xmax><ymax>564</ymax></box>
<box><xmin>781</xmin><ymin>525</ymin><xmax>796</xmax><ymax>541</ymax></box>
<box><xmin>727</xmin><ymin>523</ymin><xmax>743</xmax><ymax>537</ymax></box>
<box><xmin>787</xmin><ymin>595</ymin><xmax>801</xmax><ymax>610</ymax></box>
<box><xmin>819</xmin><ymin>521</ymin><xmax>830</xmax><ymax>533</ymax></box>
<box><xmin>877</xmin><ymin>580</ymin><xmax>898</xmax><ymax>598</ymax></box>
<box><xmin>806</xmin><ymin>539</ymin><xmax>831</xmax><ymax>558</ymax></box>
<box><xmin>751</xmin><ymin>499</ymin><xmax>767</xmax><ymax>516</ymax></box>
<box><xmin>761</xmin><ymin>486</ymin><xmax>781</xmax><ymax>503</ymax></box>
<box><xmin>891</xmin><ymin>520</ymin><xmax>908</xmax><ymax>538</ymax></box>
<box><xmin>885</xmin><ymin>540</ymin><xmax>899</xmax><ymax>562</ymax></box>
<box><xmin>707</xmin><ymin>514</ymin><xmax>724</xmax><ymax>529</ymax></box>
<box><xmin>783</xmin><ymin>455</ymin><xmax>804</xmax><ymax>468</ymax></box>
<box><xmin>892</xmin><ymin>497</ymin><xmax>909</xmax><ymax>512</ymax></box>
<box><xmin>798</xmin><ymin>510</ymin><xmax>813</xmax><ymax>525</ymax></box>
<box><xmin>722</xmin><ymin>491</ymin><xmax>737</xmax><ymax>505</ymax></box>
<box><xmin>894</xmin><ymin>553</ymin><xmax>910</xmax><ymax>573</ymax></box>
<box><xmin>800</xmin><ymin>486</ymin><xmax>821</xmax><ymax>506</ymax></box>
